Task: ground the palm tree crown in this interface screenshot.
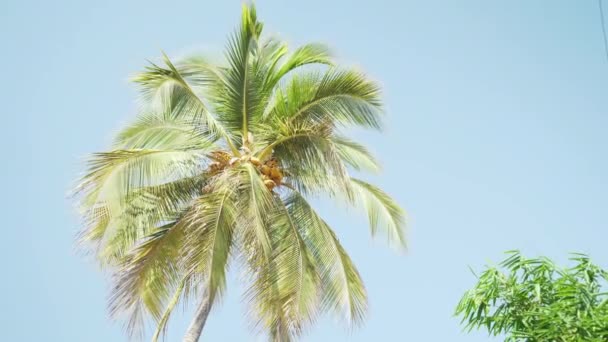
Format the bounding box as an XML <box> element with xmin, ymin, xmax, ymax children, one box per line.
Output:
<box><xmin>73</xmin><ymin>4</ymin><xmax>406</xmax><ymax>341</ymax></box>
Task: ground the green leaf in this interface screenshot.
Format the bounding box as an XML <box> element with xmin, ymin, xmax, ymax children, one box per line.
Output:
<box><xmin>350</xmin><ymin>178</ymin><xmax>406</xmax><ymax>248</ymax></box>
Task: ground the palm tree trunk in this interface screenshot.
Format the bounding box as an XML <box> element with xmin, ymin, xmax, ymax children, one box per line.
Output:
<box><xmin>183</xmin><ymin>291</ymin><xmax>211</xmax><ymax>342</ymax></box>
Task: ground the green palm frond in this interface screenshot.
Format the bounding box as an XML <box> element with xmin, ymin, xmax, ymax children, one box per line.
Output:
<box><xmin>74</xmin><ymin>148</ymin><xmax>206</xmax><ymax>219</ymax></box>
<box><xmin>332</xmin><ymin>136</ymin><xmax>381</xmax><ymax>173</ymax></box>
<box><xmin>350</xmin><ymin>178</ymin><xmax>406</xmax><ymax>248</ymax></box>
<box><xmin>132</xmin><ymin>53</ymin><xmax>237</xmax><ymax>153</ymax></box>
<box><xmin>264</xmin><ymin>69</ymin><xmax>382</xmax><ymax>130</ymax></box>
<box><xmin>213</xmin><ymin>4</ymin><xmax>263</xmax><ymax>139</ymax></box>
<box><xmin>262</xmin><ymin>43</ymin><xmax>333</xmax><ymax>93</ymax></box>
<box><xmin>258</xmin><ymin>126</ymin><xmax>354</xmax><ymax>200</ymax></box>
<box><xmin>93</xmin><ymin>175</ymin><xmax>205</xmax><ymax>263</ymax></box>
<box><xmin>287</xmin><ymin>192</ymin><xmax>367</xmax><ymax>326</ymax></box>
<box><xmin>236</xmin><ymin>164</ymin><xmax>273</xmax><ymax>257</ymax></box>
<box><xmin>181</xmin><ymin>190</ymin><xmax>237</xmax><ymax>302</ymax></box>
<box><xmin>109</xmin><ymin>222</ymin><xmax>185</xmax><ymax>339</ymax></box>
<box><xmin>113</xmin><ymin>113</ymin><xmax>212</xmax><ymax>150</ymax></box>
<box><xmin>244</xmin><ymin>195</ymin><xmax>320</xmax><ymax>340</ymax></box>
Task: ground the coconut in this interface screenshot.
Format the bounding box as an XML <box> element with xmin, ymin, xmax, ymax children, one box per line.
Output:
<box><xmin>250</xmin><ymin>156</ymin><xmax>261</xmax><ymax>166</ymax></box>
<box><xmin>264</xmin><ymin>179</ymin><xmax>276</xmax><ymax>190</ymax></box>
<box><xmin>270</xmin><ymin>168</ymin><xmax>281</xmax><ymax>179</ymax></box>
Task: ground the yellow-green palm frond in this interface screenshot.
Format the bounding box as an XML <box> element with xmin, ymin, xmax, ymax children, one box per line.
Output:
<box><xmin>350</xmin><ymin>178</ymin><xmax>407</xmax><ymax>249</ymax></box>
<box><xmin>332</xmin><ymin>136</ymin><xmax>381</xmax><ymax>174</ymax></box>
<box><xmin>243</xmin><ymin>195</ymin><xmax>321</xmax><ymax>340</ymax></box>
<box><xmin>286</xmin><ymin>192</ymin><xmax>368</xmax><ymax>326</ymax></box>
<box><xmin>109</xmin><ymin>221</ymin><xmax>186</xmax><ymax>340</ymax></box>
<box><xmin>263</xmin><ymin>68</ymin><xmax>382</xmax><ymax>130</ymax></box>
<box><xmin>113</xmin><ymin>113</ymin><xmax>213</xmax><ymax>150</ymax></box>
<box><xmin>132</xmin><ymin>53</ymin><xmax>235</xmax><ymax>151</ymax></box>
<box><xmin>261</xmin><ymin>43</ymin><xmax>333</xmax><ymax>94</ymax></box>
<box><xmin>181</xmin><ymin>190</ymin><xmax>237</xmax><ymax>302</ymax></box>
<box><xmin>94</xmin><ymin>174</ymin><xmax>206</xmax><ymax>264</ymax></box>
<box><xmin>235</xmin><ymin>163</ymin><xmax>274</xmax><ymax>257</ymax></box>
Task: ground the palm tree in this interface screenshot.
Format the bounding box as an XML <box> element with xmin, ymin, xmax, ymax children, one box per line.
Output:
<box><xmin>73</xmin><ymin>4</ymin><xmax>405</xmax><ymax>342</ymax></box>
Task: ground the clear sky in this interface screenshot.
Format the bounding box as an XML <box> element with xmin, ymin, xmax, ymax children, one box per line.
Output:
<box><xmin>2</xmin><ymin>0</ymin><xmax>607</xmax><ymax>341</ymax></box>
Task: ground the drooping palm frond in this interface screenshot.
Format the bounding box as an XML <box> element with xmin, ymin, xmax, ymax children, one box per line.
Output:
<box><xmin>243</xmin><ymin>195</ymin><xmax>320</xmax><ymax>341</ymax></box>
<box><xmin>332</xmin><ymin>136</ymin><xmax>381</xmax><ymax>173</ymax></box>
<box><xmin>95</xmin><ymin>174</ymin><xmax>206</xmax><ymax>264</ymax></box>
<box><xmin>109</xmin><ymin>221</ymin><xmax>186</xmax><ymax>340</ymax></box>
<box><xmin>236</xmin><ymin>164</ymin><xmax>274</xmax><ymax>257</ymax></box>
<box><xmin>350</xmin><ymin>178</ymin><xmax>406</xmax><ymax>248</ymax></box>
<box><xmin>73</xmin><ymin>146</ymin><xmax>210</xmax><ymax>262</ymax></box>
<box><xmin>271</xmin><ymin>131</ymin><xmax>354</xmax><ymax>200</ymax></box>
<box><xmin>74</xmin><ymin>148</ymin><xmax>207</xmax><ymax>209</ymax></box>
<box><xmin>181</xmin><ymin>190</ymin><xmax>237</xmax><ymax>303</ymax></box>
<box><xmin>74</xmin><ymin>114</ymin><xmax>213</xmax><ymax>246</ymax></box>
<box><xmin>286</xmin><ymin>192</ymin><xmax>367</xmax><ymax>326</ymax></box>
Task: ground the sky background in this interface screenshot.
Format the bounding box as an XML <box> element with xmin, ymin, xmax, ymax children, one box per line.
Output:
<box><xmin>2</xmin><ymin>0</ymin><xmax>607</xmax><ymax>341</ymax></box>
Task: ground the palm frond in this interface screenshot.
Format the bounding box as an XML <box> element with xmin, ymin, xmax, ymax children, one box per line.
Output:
<box><xmin>109</xmin><ymin>222</ymin><xmax>185</xmax><ymax>339</ymax></box>
<box><xmin>181</xmin><ymin>190</ymin><xmax>237</xmax><ymax>303</ymax></box>
<box><xmin>287</xmin><ymin>192</ymin><xmax>367</xmax><ymax>326</ymax></box>
<box><xmin>234</xmin><ymin>164</ymin><xmax>273</xmax><ymax>257</ymax></box>
<box><xmin>350</xmin><ymin>178</ymin><xmax>406</xmax><ymax>248</ymax></box>
<box><xmin>244</xmin><ymin>195</ymin><xmax>320</xmax><ymax>340</ymax></box>
<box><xmin>332</xmin><ymin>136</ymin><xmax>381</xmax><ymax>173</ymax></box>
<box><xmin>131</xmin><ymin>53</ymin><xmax>237</xmax><ymax>153</ymax></box>
<box><xmin>73</xmin><ymin>148</ymin><xmax>207</xmax><ymax>255</ymax></box>
<box><xmin>214</xmin><ymin>3</ymin><xmax>263</xmax><ymax>140</ymax></box>
<box><xmin>263</xmin><ymin>68</ymin><xmax>383</xmax><ymax>130</ymax></box>
<box><xmin>90</xmin><ymin>175</ymin><xmax>205</xmax><ymax>264</ymax></box>
<box><xmin>113</xmin><ymin>113</ymin><xmax>213</xmax><ymax>150</ymax></box>
<box><xmin>264</xmin><ymin>43</ymin><xmax>332</xmax><ymax>90</ymax></box>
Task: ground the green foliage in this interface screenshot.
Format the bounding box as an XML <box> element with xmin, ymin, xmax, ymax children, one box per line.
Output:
<box><xmin>73</xmin><ymin>4</ymin><xmax>405</xmax><ymax>341</ymax></box>
<box><xmin>455</xmin><ymin>251</ymin><xmax>608</xmax><ymax>342</ymax></box>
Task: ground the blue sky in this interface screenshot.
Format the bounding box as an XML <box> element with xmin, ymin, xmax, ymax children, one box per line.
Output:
<box><xmin>2</xmin><ymin>0</ymin><xmax>607</xmax><ymax>341</ymax></box>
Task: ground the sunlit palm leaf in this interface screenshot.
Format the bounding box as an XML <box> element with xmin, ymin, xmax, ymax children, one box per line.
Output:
<box><xmin>332</xmin><ymin>136</ymin><xmax>381</xmax><ymax>173</ymax></box>
<box><xmin>132</xmin><ymin>53</ymin><xmax>235</xmax><ymax>151</ymax></box>
<box><xmin>287</xmin><ymin>192</ymin><xmax>367</xmax><ymax>326</ymax></box>
<box><xmin>236</xmin><ymin>164</ymin><xmax>273</xmax><ymax>256</ymax></box>
<box><xmin>264</xmin><ymin>69</ymin><xmax>382</xmax><ymax>130</ymax></box>
<box><xmin>109</xmin><ymin>222</ymin><xmax>185</xmax><ymax>339</ymax></box>
<box><xmin>113</xmin><ymin>113</ymin><xmax>212</xmax><ymax>150</ymax></box>
<box><xmin>182</xmin><ymin>190</ymin><xmax>237</xmax><ymax>302</ymax></box>
<box><xmin>214</xmin><ymin>4</ymin><xmax>263</xmax><ymax>136</ymax></box>
<box><xmin>350</xmin><ymin>178</ymin><xmax>406</xmax><ymax>248</ymax></box>
<box><xmin>244</xmin><ymin>195</ymin><xmax>320</xmax><ymax>340</ymax></box>
<box><xmin>94</xmin><ymin>175</ymin><xmax>206</xmax><ymax>264</ymax></box>
<box><xmin>261</xmin><ymin>127</ymin><xmax>354</xmax><ymax>200</ymax></box>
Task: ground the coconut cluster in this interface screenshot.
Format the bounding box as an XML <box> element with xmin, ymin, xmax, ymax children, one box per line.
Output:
<box><xmin>207</xmin><ymin>151</ymin><xmax>233</xmax><ymax>174</ymax></box>
<box><xmin>252</xmin><ymin>157</ymin><xmax>283</xmax><ymax>191</ymax></box>
<box><xmin>206</xmin><ymin>150</ymin><xmax>283</xmax><ymax>191</ymax></box>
